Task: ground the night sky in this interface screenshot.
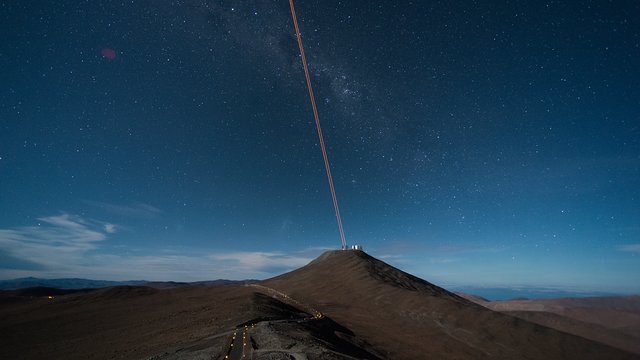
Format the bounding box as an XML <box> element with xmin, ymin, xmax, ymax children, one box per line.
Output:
<box><xmin>1</xmin><ymin>1</ymin><xmax>639</xmax><ymax>293</ymax></box>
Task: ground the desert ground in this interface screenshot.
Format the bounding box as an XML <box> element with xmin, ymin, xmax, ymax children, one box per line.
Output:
<box><xmin>1</xmin><ymin>250</ymin><xmax>638</xmax><ymax>359</ymax></box>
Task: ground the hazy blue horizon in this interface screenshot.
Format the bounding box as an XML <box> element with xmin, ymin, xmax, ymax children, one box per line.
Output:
<box><xmin>2</xmin><ymin>272</ymin><xmax>636</xmax><ymax>302</ymax></box>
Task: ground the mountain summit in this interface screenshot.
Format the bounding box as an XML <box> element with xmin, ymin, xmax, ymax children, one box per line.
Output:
<box><xmin>267</xmin><ymin>249</ymin><xmax>463</xmax><ymax>300</ymax></box>
<box><xmin>1</xmin><ymin>250</ymin><xmax>637</xmax><ymax>360</ymax></box>
<box><xmin>262</xmin><ymin>250</ymin><xmax>637</xmax><ymax>360</ymax></box>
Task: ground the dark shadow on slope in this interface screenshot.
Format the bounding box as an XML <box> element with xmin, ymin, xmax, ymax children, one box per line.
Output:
<box><xmin>299</xmin><ymin>316</ymin><xmax>383</xmax><ymax>360</ymax></box>
<box><xmin>243</xmin><ymin>292</ymin><xmax>383</xmax><ymax>359</ymax></box>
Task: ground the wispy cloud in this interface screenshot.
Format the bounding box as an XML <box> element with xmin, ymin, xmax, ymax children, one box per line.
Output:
<box><xmin>104</xmin><ymin>223</ymin><xmax>117</xmax><ymax>233</ymax></box>
<box><xmin>0</xmin><ymin>213</ymin><xmax>318</xmax><ymax>281</ymax></box>
<box><xmin>84</xmin><ymin>201</ymin><xmax>162</xmax><ymax>218</ymax></box>
<box><xmin>430</xmin><ymin>243</ymin><xmax>509</xmax><ymax>254</ymax></box>
<box><xmin>428</xmin><ymin>257</ymin><xmax>462</xmax><ymax>264</ymax></box>
<box><xmin>377</xmin><ymin>254</ymin><xmax>407</xmax><ymax>261</ymax></box>
<box><xmin>0</xmin><ymin>214</ymin><xmax>106</xmax><ymax>258</ymax></box>
<box><xmin>211</xmin><ymin>251</ymin><xmax>312</xmax><ymax>273</ymax></box>
<box><xmin>617</xmin><ymin>244</ymin><xmax>640</xmax><ymax>253</ymax></box>
<box><xmin>298</xmin><ymin>245</ymin><xmax>337</xmax><ymax>253</ymax></box>
<box><xmin>0</xmin><ymin>213</ymin><xmax>108</xmax><ymax>271</ymax></box>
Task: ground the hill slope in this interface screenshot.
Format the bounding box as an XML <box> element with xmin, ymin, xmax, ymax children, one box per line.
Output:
<box><xmin>471</xmin><ymin>295</ymin><xmax>640</xmax><ymax>354</ymax></box>
<box><xmin>262</xmin><ymin>250</ymin><xmax>637</xmax><ymax>360</ymax></box>
<box><xmin>1</xmin><ymin>250</ymin><xmax>637</xmax><ymax>359</ymax></box>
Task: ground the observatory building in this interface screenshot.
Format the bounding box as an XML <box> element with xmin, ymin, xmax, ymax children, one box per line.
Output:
<box><xmin>350</xmin><ymin>245</ymin><xmax>363</xmax><ymax>251</ymax></box>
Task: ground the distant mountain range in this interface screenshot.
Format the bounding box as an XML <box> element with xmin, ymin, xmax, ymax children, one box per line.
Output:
<box><xmin>0</xmin><ymin>277</ymin><xmax>146</xmax><ymax>290</ymax></box>
<box><xmin>0</xmin><ymin>277</ymin><xmax>254</xmax><ymax>290</ymax></box>
<box><xmin>448</xmin><ymin>285</ymin><xmax>623</xmax><ymax>301</ymax></box>
<box><xmin>1</xmin><ymin>252</ymin><xmax>638</xmax><ymax>359</ymax></box>
<box><xmin>1</xmin><ymin>277</ymin><xmax>624</xmax><ymax>301</ymax></box>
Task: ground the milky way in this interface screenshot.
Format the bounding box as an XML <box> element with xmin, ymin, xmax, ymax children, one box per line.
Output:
<box><xmin>0</xmin><ymin>1</ymin><xmax>638</xmax><ymax>293</ymax></box>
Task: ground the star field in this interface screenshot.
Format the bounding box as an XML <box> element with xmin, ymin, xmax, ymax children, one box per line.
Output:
<box><xmin>0</xmin><ymin>1</ymin><xmax>638</xmax><ymax>293</ymax></box>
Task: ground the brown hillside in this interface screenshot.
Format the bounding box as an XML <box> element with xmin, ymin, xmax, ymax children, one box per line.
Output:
<box><xmin>262</xmin><ymin>250</ymin><xmax>638</xmax><ymax>360</ymax></box>
<box><xmin>1</xmin><ymin>250</ymin><xmax>637</xmax><ymax>359</ymax></box>
<box><xmin>0</xmin><ymin>284</ymin><xmax>257</xmax><ymax>359</ymax></box>
<box><xmin>479</xmin><ymin>295</ymin><xmax>640</xmax><ymax>354</ymax></box>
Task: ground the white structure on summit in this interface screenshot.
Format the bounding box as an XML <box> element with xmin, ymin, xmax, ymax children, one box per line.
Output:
<box><xmin>350</xmin><ymin>245</ymin><xmax>363</xmax><ymax>251</ymax></box>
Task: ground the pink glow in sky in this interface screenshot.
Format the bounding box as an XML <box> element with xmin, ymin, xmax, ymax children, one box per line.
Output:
<box><xmin>101</xmin><ymin>47</ymin><xmax>117</xmax><ymax>60</ymax></box>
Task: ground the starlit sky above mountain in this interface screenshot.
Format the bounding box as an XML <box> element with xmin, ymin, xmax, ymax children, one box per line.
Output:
<box><xmin>1</xmin><ymin>1</ymin><xmax>638</xmax><ymax>293</ymax></box>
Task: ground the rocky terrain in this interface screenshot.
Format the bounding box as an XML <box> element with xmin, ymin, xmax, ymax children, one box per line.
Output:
<box><xmin>1</xmin><ymin>250</ymin><xmax>638</xmax><ymax>359</ymax></box>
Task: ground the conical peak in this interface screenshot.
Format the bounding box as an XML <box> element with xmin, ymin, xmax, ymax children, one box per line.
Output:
<box><xmin>308</xmin><ymin>249</ymin><xmax>406</xmax><ymax>281</ymax></box>
<box><xmin>280</xmin><ymin>249</ymin><xmax>462</xmax><ymax>300</ymax></box>
<box><xmin>309</xmin><ymin>249</ymin><xmax>371</xmax><ymax>265</ymax></box>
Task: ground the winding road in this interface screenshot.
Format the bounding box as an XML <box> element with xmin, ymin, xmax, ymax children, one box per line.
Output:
<box><xmin>225</xmin><ymin>325</ymin><xmax>252</xmax><ymax>360</ymax></box>
<box><xmin>222</xmin><ymin>285</ymin><xmax>323</xmax><ymax>359</ymax></box>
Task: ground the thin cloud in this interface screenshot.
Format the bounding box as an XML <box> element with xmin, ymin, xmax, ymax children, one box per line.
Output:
<box><xmin>104</xmin><ymin>224</ymin><xmax>117</xmax><ymax>233</ymax></box>
<box><xmin>0</xmin><ymin>214</ymin><xmax>316</xmax><ymax>281</ymax></box>
<box><xmin>85</xmin><ymin>201</ymin><xmax>162</xmax><ymax>218</ymax></box>
<box><xmin>375</xmin><ymin>253</ymin><xmax>412</xmax><ymax>266</ymax></box>
<box><xmin>430</xmin><ymin>243</ymin><xmax>509</xmax><ymax>254</ymax></box>
<box><xmin>298</xmin><ymin>245</ymin><xmax>337</xmax><ymax>253</ymax></box>
<box><xmin>0</xmin><ymin>213</ymin><xmax>108</xmax><ymax>271</ymax></box>
<box><xmin>428</xmin><ymin>257</ymin><xmax>462</xmax><ymax>264</ymax></box>
<box><xmin>377</xmin><ymin>254</ymin><xmax>406</xmax><ymax>261</ymax></box>
<box><xmin>617</xmin><ymin>244</ymin><xmax>640</xmax><ymax>253</ymax></box>
<box><xmin>211</xmin><ymin>251</ymin><xmax>312</xmax><ymax>272</ymax></box>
